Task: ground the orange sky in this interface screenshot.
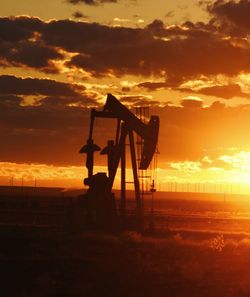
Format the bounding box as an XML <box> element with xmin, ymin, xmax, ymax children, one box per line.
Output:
<box><xmin>1</xmin><ymin>1</ymin><xmax>250</xmax><ymax>192</ymax></box>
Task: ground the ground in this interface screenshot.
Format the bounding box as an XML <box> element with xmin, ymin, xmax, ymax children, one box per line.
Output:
<box><xmin>2</xmin><ymin>228</ymin><xmax>250</xmax><ymax>297</ymax></box>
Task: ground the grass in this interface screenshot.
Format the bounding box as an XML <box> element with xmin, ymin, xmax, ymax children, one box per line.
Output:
<box><xmin>2</xmin><ymin>230</ymin><xmax>250</xmax><ymax>297</ymax></box>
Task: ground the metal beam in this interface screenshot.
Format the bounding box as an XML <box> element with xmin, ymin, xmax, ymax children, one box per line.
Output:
<box><xmin>128</xmin><ymin>129</ymin><xmax>144</xmax><ymax>232</ymax></box>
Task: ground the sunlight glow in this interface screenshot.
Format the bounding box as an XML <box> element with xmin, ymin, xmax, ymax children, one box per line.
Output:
<box><xmin>3</xmin><ymin>151</ymin><xmax>250</xmax><ymax>195</ymax></box>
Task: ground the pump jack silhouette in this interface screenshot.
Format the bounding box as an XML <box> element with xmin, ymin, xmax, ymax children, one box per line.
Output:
<box><xmin>79</xmin><ymin>94</ymin><xmax>159</xmax><ymax>232</ymax></box>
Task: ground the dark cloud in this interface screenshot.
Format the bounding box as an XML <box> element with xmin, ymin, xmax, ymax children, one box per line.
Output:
<box><xmin>0</xmin><ymin>41</ymin><xmax>62</xmax><ymax>72</ymax></box>
<box><xmin>40</xmin><ymin>95</ymin><xmax>95</xmax><ymax>108</ymax></box>
<box><xmin>146</xmin><ymin>19</ymin><xmax>166</xmax><ymax>35</ymax></box>
<box><xmin>208</xmin><ymin>0</ymin><xmax>250</xmax><ymax>35</ymax></box>
<box><xmin>195</xmin><ymin>84</ymin><xmax>250</xmax><ymax>99</ymax></box>
<box><xmin>0</xmin><ymin>17</ymin><xmax>62</xmax><ymax>72</ymax></box>
<box><xmin>2</xmin><ymin>16</ymin><xmax>250</xmax><ymax>81</ymax></box>
<box><xmin>41</xmin><ymin>19</ymin><xmax>145</xmax><ymax>55</ymax></box>
<box><xmin>42</xmin><ymin>18</ymin><xmax>250</xmax><ymax>79</ymax></box>
<box><xmin>0</xmin><ymin>95</ymin><xmax>23</xmax><ymax>107</ymax></box>
<box><xmin>0</xmin><ymin>16</ymin><xmax>42</xmax><ymax>42</ymax></box>
<box><xmin>2</xmin><ymin>41</ymin><xmax>63</xmax><ymax>70</ymax></box>
<box><xmin>0</xmin><ymin>103</ymin><xmax>88</xmax><ymax>165</ymax></box>
<box><xmin>65</xmin><ymin>29</ymin><xmax>217</xmax><ymax>78</ymax></box>
<box><xmin>0</xmin><ymin>100</ymin><xmax>115</xmax><ymax>166</ymax></box>
<box><xmin>210</xmin><ymin>100</ymin><xmax>226</xmax><ymax>110</ymax></box>
<box><xmin>138</xmin><ymin>81</ymin><xmax>250</xmax><ymax>100</ymax></box>
<box><xmin>119</xmin><ymin>95</ymin><xmax>160</xmax><ymax>107</ymax></box>
<box><xmin>137</xmin><ymin>81</ymin><xmax>173</xmax><ymax>91</ymax></box>
<box><xmin>0</xmin><ymin>75</ymin><xmax>99</xmax><ymax>165</ymax></box>
<box><xmin>72</xmin><ymin>11</ymin><xmax>88</xmax><ymax>18</ymax></box>
<box><xmin>0</xmin><ymin>74</ymin><xmax>98</xmax><ymax>111</ymax></box>
<box><xmin>164</xmin><ymin>11</ymin><xmax>174</xmax><ymax>18</ymax></box>
<box><xmin>181</xmin><ymin>98</ymin><xmax>203</xmax><ymax>108</ymax></box>
<box><xmin>179</xmin><ymin>83</ymin><xmax>250</xmax><ymax>99</ymax></box>
<box><xmin>0</xmin><ymin>75</ymin><xmax>84</xmax><ymax>97</ymax></box>
<box><xmin>66</xmin><ymin>0</ymin><xmax>127</xmax><ymax>6</ymax></box>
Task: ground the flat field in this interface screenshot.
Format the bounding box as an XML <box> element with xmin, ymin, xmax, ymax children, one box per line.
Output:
<box><xmin>2</xmin><ymin>196</ymin><xmax>250</xmax><ymax>297</ymax></box>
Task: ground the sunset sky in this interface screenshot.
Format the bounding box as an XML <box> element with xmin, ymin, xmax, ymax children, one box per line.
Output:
<box><xmin>1</xmin><ymin>0</ymin><xmax>250</xmax><ymax>192</ymax></box>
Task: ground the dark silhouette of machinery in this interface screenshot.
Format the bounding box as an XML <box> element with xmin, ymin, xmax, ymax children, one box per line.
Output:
<box><xmin>79</xmin><ymin>94</ymin><xmax>159</xmax><ymax>231</ymax></box>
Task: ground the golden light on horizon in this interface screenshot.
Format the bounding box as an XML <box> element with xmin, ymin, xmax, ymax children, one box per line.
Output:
<box><xmin>2</xmin><ymin>151</ymin><xmax>250</xmax><ymax>195</ymax></box>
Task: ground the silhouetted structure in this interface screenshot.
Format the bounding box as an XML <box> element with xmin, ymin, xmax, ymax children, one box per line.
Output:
<box><xmin>79</xmin><ymin>94</ymin><xmax>159</xmax><ymax>232</ymax></box>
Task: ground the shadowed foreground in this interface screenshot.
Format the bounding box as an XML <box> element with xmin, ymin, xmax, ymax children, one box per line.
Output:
<box><xmin>2</xmin><ymin>230</ymin><xmax>250</xmax><ymax>297</ymax></box>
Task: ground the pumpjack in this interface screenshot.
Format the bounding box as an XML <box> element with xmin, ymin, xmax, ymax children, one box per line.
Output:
<box><xmin>79</xmin><ymin>94</ymin><xmax>159</xmax><ymax>232</ymax></box>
